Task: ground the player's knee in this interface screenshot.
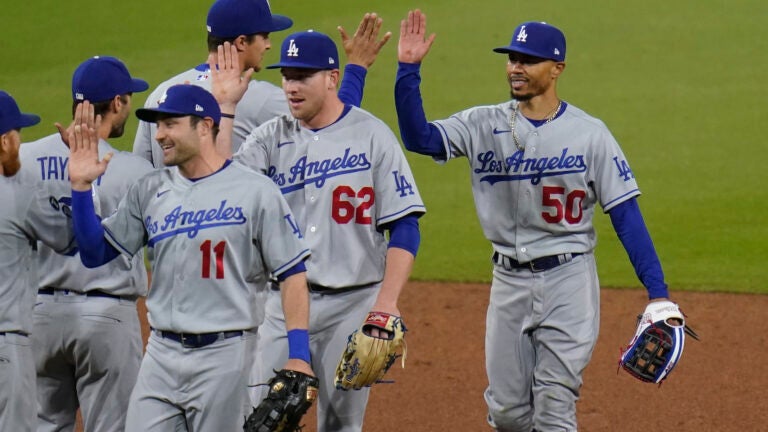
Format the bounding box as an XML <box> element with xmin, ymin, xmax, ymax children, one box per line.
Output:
<box><xmin>487</xmin><ymin>409</ymin><xmax>533</xmax><ymax>432</ymax></box>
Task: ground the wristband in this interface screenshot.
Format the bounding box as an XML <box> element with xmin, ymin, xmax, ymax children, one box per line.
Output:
<box><xmin>220</xmin><ymin>113</ymin><xmax>235</xmax><ymax>119</ymax></box>
<box><xmin>287</xmin><ymin>329</ymin><xmax>311</xmax><ymax>363</ymax></box>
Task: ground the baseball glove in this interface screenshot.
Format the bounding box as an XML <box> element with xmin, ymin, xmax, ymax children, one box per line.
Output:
<box><xmin>334</xmin><ymin>311</ymin><xmax>407</xmax><ymax>390</ymax></box>
<box><xmin>243</xmin><ymin>369</ymin><xmax>319</xmax><ymax>432</ymax></box>
<box><xmin>619</xmin><ymin>300</ymin><xmax>699</xmax><ymax>384</ymax></box>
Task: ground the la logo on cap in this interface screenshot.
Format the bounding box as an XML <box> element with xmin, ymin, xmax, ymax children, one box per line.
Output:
<box><xmin>158</xmin><ymin>92</ymin><xmax>167</xmax><ymax>104</ymax></box>
<box><xmin>516</xmin><ymin>25</ymin><xmax>528</xmax><ymax>42</ymax></box>
<box><xmin>287</xmin><ymin>40</ymin><xmax>299</xmax><ymax>57</ymax></box>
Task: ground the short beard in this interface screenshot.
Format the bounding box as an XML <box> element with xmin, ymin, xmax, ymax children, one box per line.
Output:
<box><xmin>510</xmin><ymin>89</ymin><xmax>532</xmax><ymax>102</ymax></box>
<box><xmin>0</xmin><ymin>150</ymin><xmax>20</xmax><ymax>177</ymax></box>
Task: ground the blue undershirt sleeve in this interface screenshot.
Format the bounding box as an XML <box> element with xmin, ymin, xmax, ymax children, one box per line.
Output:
<box><xmin>71</xmin><ymin>189</ymin><xmax>120</xmax><ymax>268</ymax></box>
<box><xmin>383</xmin><ymin>214</ymin><xmax>421</xmax><ymax>257</ymax></box>
<box><xmin>338</xmin><ymin>64</ymin><xmax>367</xmax><ymax>107</ymax></box>
<box><xmin>394</xmin><ymin>62</ymin><xmax>446</xmax><ymax>158</ymax></box>
<box><xmin>276</xmin><ymin>261</ymin><xmax>307</xmax><ymax>282</ymax></box>
<box><xmin>608</xmin><ymin>197</ymin><xmax>669</xmax><ymax>299</ymax></box>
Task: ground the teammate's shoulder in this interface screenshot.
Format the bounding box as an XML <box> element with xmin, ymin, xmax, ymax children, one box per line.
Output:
<box><xmin>19</xmin><ymin>133</ymin><xmax>64</xmax><ymax>156</ymax></box>
<box><xmin>246</xmin><ymin>79</ymin><xmax>283</xmax><ymax>93</ymax></box>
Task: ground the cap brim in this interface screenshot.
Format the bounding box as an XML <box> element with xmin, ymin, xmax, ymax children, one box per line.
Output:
<box><xmin>135</xmin><ymin>107</ymin><xmax>188</xmax><ymax>123</ymax></box>
<box><xmin>269</xmin><ymin>15</ymin><xmax>293</xmax><ymax>32</ymax></box>
<box><xmin>493</xmin><ymin>46</ymin><xmax>560</xmax><ymax>61</ymax></box>
<box><xmin>130</xmin><ymin>78</ymin><xmax>150</xmax><ymax>94</ymax></box>
<box><xmin>266</xmin><ymin>62</ymin><xmax>335</xmax><ymax>70</ymax></box>
<box><xmin>18</xmin><ymin>113</ymin><xmax>41</xmax><ymax>129</ymax></box>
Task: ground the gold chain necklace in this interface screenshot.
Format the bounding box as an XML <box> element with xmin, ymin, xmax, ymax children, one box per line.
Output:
<box><xmin>510</xmin><ymin>100</ymin><xmax>562</xmax><ymax>151</ymax></box>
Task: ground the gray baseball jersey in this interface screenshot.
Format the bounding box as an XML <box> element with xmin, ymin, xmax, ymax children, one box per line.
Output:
<box><xmin>432</xmin><ymin>100</ymin><xmax>640</xmax><ymax>260</ymax></box>
<box><xmin>430</xmin><ymin>99</ymin><xmax>638</xmax><ymax>430</ymax></box>
<box><xmin>133</xmin><ymin>64</ymin><xmax>288</xmax><ymax>167</ymax></box>
<box><xmin>235</xmin><ymin>107</ymin><xmax>426</xmax><ymax>288</ymax></box>
<box><xmin>19</xmin><ymin>135</ymin><xmax>153</xmax><ymax>432</ymax></box>
<box><xmin>0</xmin><ymin>173</ymin><xmax>74</xmax><ymax>432</ymax></box>
<box><xmin>101</xmin><ymin>161</ymin><xmax>309</xmax><ymax>333</ymax></box>
<box><xmin>19</xmin><ymin>135</ymin><xmax>152</xmax><ymax>296</ymax></box>
<box><xmin>237</xmin><ymin>106</ymin><xmax>424</xmax><ymax>432</ymax></box>
<box><xmin>0</xmin><ymin>175</ymin><xmax>75</xmax><ymax>334</ymax></box>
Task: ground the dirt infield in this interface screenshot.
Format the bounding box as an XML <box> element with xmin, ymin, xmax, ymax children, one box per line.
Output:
<box><xmin>77</xmin><ymin>282</ymin><xmax>766</xmax><ymax>431</ymax></box>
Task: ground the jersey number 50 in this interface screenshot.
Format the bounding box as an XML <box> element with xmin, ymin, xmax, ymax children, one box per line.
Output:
<box><xmin>332</xmin><ymin>186</ymin><xmax>374</xmax><ymax>224</ymax></box>
<box><xmin>541</xmin><ymin>186</ymin><xmax>586</xmax><ymax>224</ymax></box>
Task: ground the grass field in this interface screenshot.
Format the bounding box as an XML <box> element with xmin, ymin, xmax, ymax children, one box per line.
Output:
<box><xmin>3</xmin><ymin>0</ymin><xmax>766</xmax><ymax>293</ymax></box>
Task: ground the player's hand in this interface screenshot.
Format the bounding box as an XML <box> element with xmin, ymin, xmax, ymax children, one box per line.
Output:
<box><xmin>367</xmin><ymin>303</ymin><xmax>401</xmax><ymax>339</ymax></box>
<box><xmin>68</xmin><ymin>101</ymin><xmax>111</xmax><ymax>191</ymax></box>
<box><xmin>339</xmin><ymin>12</ymin><xmax>392</xmax><ymax>69</ymax></box>
<box><xmin>208</xmin><ymin>42</ymin><xmax>252</xmax><ymax>114</ymax></box>
<box><xmin>282</xmin><ymin>358</ymin><xmax>315</xmax><ymax>378</ymax></box>
<box><xmin>398</xmin><ymin>9</ymin><xmax>436</xmax><ymax>64</ymax></box>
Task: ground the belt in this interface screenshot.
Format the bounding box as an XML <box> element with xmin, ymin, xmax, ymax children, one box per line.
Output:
<box><xmin>152</xmin><ymin>328</ymin><xmax>244</xmax><ymax>349</ymax></box>
<box><xmin>38</xmin><ymin>287</ymin><xmax>132</xmax><ymax>301</ymax></box>
<box><xmin>0</xmin><ymin>331</ymin><xmax>28</xmax><ymax>336</ymax></box>
<box><xmin>492</xmin><ymin>252</ymin><xmax>582</xmax><ymax>273</ymax></box>
<box><xmin>269</xmin><ymin>280</ymin><xmax>376</xmax><ymax>295</ymax></box>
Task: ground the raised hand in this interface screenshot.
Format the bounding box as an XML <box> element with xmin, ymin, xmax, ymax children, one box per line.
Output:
<box><xmin>68</xmin><ymin>101</ymin><xmax>111</xmax><ymax>191</ymax></box>
<box><xmin>339</xmin><ymin>12</ymin><xmax>392</xmax><ymax>69</ymax></box>
<box><xmin>208</xmin><ymin>42</ymin><xmax>253</xmax><ymax>113</ymax></box>
<box><xmin>398</xmin><ymin>9</ymin><xmax>436</xmax><ymax>64</ymax></box>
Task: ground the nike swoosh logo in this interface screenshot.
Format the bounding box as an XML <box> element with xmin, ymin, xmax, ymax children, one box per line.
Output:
<box><xmin>277</xmin><ymin>141</ymin><xmax>295</xmax><ymax>148</ymax></box>
<box><xmin>156</xmin><ymin>190</ymin><xmax>170</xmax><ymax>198</ymax></box>
<box><xmin>493</xmin><ymin>128</ymin><xmax>512</xmax><ymax>135</ymax></box>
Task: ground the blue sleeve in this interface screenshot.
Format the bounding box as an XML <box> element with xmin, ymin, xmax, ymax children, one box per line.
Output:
<box><xmin>276</xmin><ymin>261</ymin><xmax>307</xmax><ymax>282</ymax></box>
<box><xmin>71</xmin><ymin>189</ymin><xmax>120</xmax><ymax>268</ymax></box>
<box><xmin>383</xmin><ymin>214</ymin><xmax>421</xmax><ymax>257</ymax></box>
<box><xmin>609</xmin><ymin>197</ymin><xmax>669</xmax><ymax>299</ymax></box>
<box><xmin>338</xmin><ymin>64</ymin><xmax>367</xmax><ymax>107</ymax></box>
<box><xmin>394</xmin><ymin>62</ymin><xmax>446</xmax><ymax>158</ymax></box>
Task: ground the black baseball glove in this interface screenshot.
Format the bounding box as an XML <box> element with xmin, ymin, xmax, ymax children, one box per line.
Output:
<box><xmin>243</xmin><ymin>369</ymin><xmax>319</xmax><ymax>432</ymax></box>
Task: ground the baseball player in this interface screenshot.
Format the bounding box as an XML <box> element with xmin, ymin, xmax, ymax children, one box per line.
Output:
<box><xmin>395</xmin><ymin>11</ymin><xmax>684</xmax><ymax>431</ymax></box>
<box><xmin>67</xmin><ymin>85</ymin><xmax>314</xmax><ymax>432</ymax></box>
<box><xmin>18</xmin><ymin>55</ymin><xmax>153</xmax><ymax>432</ymax></box>
<box><xmin>213</xmin><ymin>31</ymin><xmax>426</xmax><ymax>432</ymax></box>
<box><xmin>133</xmin><ymin>0</ymin><xmax>388</xmax><ymax>167</ymax></box>
<box><xmin>0</xmin><ymin>90</ymin><xmax>76</xmax><ymax>431</ymax></box>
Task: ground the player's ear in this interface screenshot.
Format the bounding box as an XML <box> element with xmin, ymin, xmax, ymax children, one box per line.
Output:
<box><xmin>551</xmin><ymin>62</ymin><xmax>565</xmax><ymax>78</ymax></box>
<box><xmin>233</xmin><ymin>35</ymin><xmax>248</xmax><ymax>51</ymax></box>
<box><xmin>110</xmin><ymin>95</ymin><xmax>123</xmax><ymax>114</ymax></box>
<box><xmin>327</xmin><ymin>69</ymin><xmax>340</xmax><ymax>90</ymax></box>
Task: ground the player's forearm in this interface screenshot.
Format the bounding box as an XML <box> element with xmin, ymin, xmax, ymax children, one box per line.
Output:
<box><xmin>280</xmin><ymin>272</ymin><xmax>311</xmax><ymax>331</ymax></box>
<box><xmin>373</xmin><ymin>247</ymin><xmax>415</xmax><ymax>314</ymax></box>
<box><xmin>71</xmin><ymin>189</ymin><xmax>120</xmax><ymax>267</ymax></box>
<box><xmin>338</xmin><ymin>64</ymin><xmax>367</xmax><ymax>107</ymax></box>
<box><xmin>215</xmin><ymin>115</ymin><xmax>235</xmax><ymax>159</ymax></box>
<box><xmin>609</xmin><ymin>197</ymin><xmax>669</xmax><ymax>299</ymax></box>
<box><xmin>394</xmin><ymin>62</ymin><xmax>445</xmax><ymax>157</ymax></box>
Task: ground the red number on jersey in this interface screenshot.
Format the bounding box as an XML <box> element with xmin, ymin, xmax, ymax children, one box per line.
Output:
<box><xmin>200</xmin><ymin>239</ymin><xmax>226</xmax><ymax>279</ymax></box>
<box><xmin>332</xmin><ymin>185</ymin><xmax>375</xmax><ymax>224</ymax></box>
<box><xmin>541</xmin><ymin>186</ymin><xmax>586</xmax><ymax>224</ymax></box>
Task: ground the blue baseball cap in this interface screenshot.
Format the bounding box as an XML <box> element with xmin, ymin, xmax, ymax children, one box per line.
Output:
<box><xmin>0</xmin><ymin>91</ymin><xmax>41</xmax><ymax>135</ymax></box>
<box><xmin>135</xmin><ymin>84</ymin><xmax>222</xmax><ymax>125</ymax></box>
<box><xmin>494</xmin><ymin>22</ymin><xmax>566</xmax><ymax>62</ymax></box>
<box><xmin>267</xmin><ymin>30</ymin><xmax>339</xmax><ymax>70</ymax></box>
<box><xmin>207</xmin><ymin>0</ymin><xmax>293</xmax><ymax>38</ymax></box>
<box><xmin>72</xmin><ymin>56</ymin><xmax>149</xmax><ymax>103</ymax></box>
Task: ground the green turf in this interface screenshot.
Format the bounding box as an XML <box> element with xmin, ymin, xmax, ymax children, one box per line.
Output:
<box><xmin>2</xmin><ymin>0</ymin><xmax>765</xmax><ymax>293</ymax></box>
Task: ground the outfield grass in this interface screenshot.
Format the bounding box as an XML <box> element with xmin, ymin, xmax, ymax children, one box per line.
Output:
<box><xmin>3</xmin><ymin>0</ymin><xmax>765</xmax><ymax>293</ymax></box>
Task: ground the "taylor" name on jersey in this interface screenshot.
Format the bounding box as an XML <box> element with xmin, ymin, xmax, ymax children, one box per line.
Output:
<box><xmin>145</xmin><ymin>200</ymin><xmax>247</xmax><ymax>246</ymax></box>
<box><xmin>475</xmin><ymin>148</ymin><xmax>587</xmax><ymax>185</ymax></box>
<box><xmin>267</xmin><ymin>147</ymin><xmax>372</xmax><ymax>193</ymax></box>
